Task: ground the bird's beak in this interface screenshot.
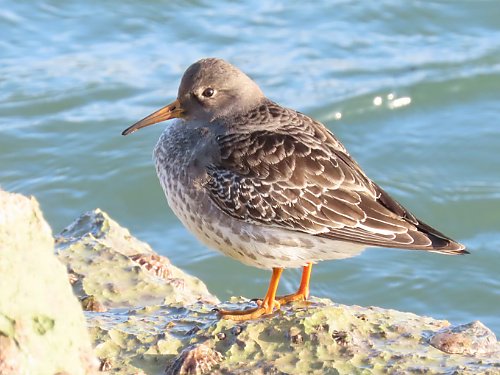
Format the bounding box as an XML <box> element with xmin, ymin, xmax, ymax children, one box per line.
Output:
<box><xmin>122</xmin><ymin>99</ymin><xmax>184</xmax><ymax>136</ymax></box>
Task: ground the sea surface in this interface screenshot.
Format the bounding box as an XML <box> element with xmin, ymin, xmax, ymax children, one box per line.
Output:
<box><xmin>1</xmin><ymin>1</ymin><xmax>499</xmax><ymax>335</ymax></box>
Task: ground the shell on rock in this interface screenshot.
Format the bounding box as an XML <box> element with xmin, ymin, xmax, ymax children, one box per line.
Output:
<box><xmin>81</xmin><ymin>295</ymin><xmax>108</xmax><ymax>312</ymax></box>
<box><xmin>99</xmin><ymin>358</ymin><xmax>112</xmax><ymax>372</ymax></box>
<box><xmin>332</xmin><ymin>330</ymin><xmax>349</xmax><ymax>346</ymax></box>
<box><xmin>288</xmin><ymin>326</ymin><xmax>303</xmax><ymax>345</ymax></box>
<box><xmin>429</xmin><ymin>321</ymin><xmax>499</xmax><ymax>356</ymax></box>
<box><xmin>130</xmin><ymin>253</ymin><xmax>172</xmax><ymax>280</ymax></box>
<box><xmin>164</xmin><ymin>343</ymin><xmax>223</xmax><ymax>375</ymax></box>
<box><xmin>167</xmin><ymin>278</ymin><xmax>185</xmax><ymax>289</ymax></box>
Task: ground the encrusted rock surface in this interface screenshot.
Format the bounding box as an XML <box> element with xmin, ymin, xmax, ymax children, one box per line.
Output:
<box><xmin>0</xmin><ymin>190</ymin><xmax>98</xmax><ymax>375</ymax></box>
<box><xmin>82</xmin><ymin>297</ymin><xmax>500</xmax><ymax>374</ymax></box>
<box><xmin>1</xmin><ymin>189</ymin><xmax>499</xmax><ymax>374</ymax></box>
<box><xmin>55</xmin><ymin>209</ymin><xmax>219</xmax><ymax>309</ymax></box>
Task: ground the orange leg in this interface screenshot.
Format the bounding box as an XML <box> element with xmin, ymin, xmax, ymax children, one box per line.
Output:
<box><xmin>277</xmin><ymin>262</ymin><xmax>312</xmax><ymax>305</ymax></box>
<box><xmin>218</xmin><ymin>267</ymin><xmax>283</xmax><ymax>321</ymax></box>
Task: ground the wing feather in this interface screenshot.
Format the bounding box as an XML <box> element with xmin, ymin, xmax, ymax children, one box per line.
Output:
<box><xmin>204</xmin><ymin>102</ymin><xmax>466</xmax><ymax>253</ymax></box>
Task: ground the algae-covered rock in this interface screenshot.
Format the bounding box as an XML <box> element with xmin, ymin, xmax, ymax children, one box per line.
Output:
<box><xmin>82</xmin><ymin>296</ymin><xmax>500</xmax><ymax>374</ymax></box>
<box><xmin>3</xmin><ymin>189</ymin><xmax>498</xmax><ymax>374</ymax></box>
<box><xmin>0</xmin><ymin>190</ymin><xmax>98</xmax><ymax>375</ymax></box>
<box><xmin>55</xmin><ymin>209</ymin><xmax>218</xmax><ymax>309</ymax></box>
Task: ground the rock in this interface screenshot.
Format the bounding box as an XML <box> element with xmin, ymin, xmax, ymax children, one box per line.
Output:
<box><xmin>55</xmin><ymin>209</ymin><xmax>219</xmax><ymax>309</ymax></box>
<box><xmin>52</xmin><ymin>207</ymin><xmax>500</xmax><ymax>375</ymax></box>
<box><xmin>429</xmin><ymin>321</ymin><xmax>499</xmax><ymax>356</ymax></box>
<box><xmin>82</xmin><ymin>297</ymin><xmax>500</xmax><ymax>374</ymax></box>
<box><xmin>0</xmin><ymin>190</ymin><xmax>98</xmax><ymax>375</ymax></box>
<box><xmin>164</xmin><ymin>343</ymin><xmax>223</xmax><ymax>375</ymax></box>
<box><xmin>2</xmin><ymin>190</ymin><xmax>499</xmax><ymax>374</ymax></box>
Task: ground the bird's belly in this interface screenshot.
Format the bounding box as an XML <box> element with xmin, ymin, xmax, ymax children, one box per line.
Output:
<box><xmin>158</xmin><ymin>171</ymin><xmax>366</xmax><ymax>270</ymax></box>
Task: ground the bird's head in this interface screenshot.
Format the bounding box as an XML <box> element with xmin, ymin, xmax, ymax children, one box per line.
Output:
<box><xmin>122</xmin><ymin>58</ymin><xmax>264</xmax><ymax>135</ymax></box>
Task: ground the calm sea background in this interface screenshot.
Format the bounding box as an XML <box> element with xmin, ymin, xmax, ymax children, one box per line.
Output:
<box><xmin>1</xmin><ymin>1</ymin><xmax>499</xmax><ymax>334</ymax></box>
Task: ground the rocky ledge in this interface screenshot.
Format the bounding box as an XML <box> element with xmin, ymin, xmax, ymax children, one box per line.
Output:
<box><xmin>0</xmin><ymin>189</ymin><xmax>498</xmax><ymax>374</ymax></box>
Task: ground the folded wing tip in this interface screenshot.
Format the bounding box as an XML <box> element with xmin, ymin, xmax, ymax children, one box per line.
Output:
<box><xmin>433</xmin><ymin>240</ymin><xmax>468</xmax><ymax>255</ymax></box>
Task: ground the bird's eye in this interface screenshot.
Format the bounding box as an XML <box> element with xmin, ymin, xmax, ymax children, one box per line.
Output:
<box><xmin>202</xmin><ymin>88</ymin><xmax>215</xmax><ymax>98</ymax></box>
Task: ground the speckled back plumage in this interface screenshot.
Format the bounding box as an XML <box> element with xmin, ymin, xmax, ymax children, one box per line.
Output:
<box><xmin>204</xmin><ymin>99</ymin><xmax>465</xmax><ymax>253</ymax></box>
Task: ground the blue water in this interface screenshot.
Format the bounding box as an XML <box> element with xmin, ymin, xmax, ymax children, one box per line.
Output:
<box><xmin>1</xmin><ymin>1</ymin><xmax>499</xmax><ymax>334</ymax></box>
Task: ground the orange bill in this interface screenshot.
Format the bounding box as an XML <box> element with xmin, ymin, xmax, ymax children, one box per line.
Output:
<box><xmin>122</xmin><ymin>99</ymin><xmax>184</xmax><ymax>135</ymax></box>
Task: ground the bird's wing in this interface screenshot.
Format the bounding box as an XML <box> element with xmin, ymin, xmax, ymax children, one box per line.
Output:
<box><xmin>204</xmin><ymin>110</ymin><xmax>465</xmax><ymax>253</ymax></box>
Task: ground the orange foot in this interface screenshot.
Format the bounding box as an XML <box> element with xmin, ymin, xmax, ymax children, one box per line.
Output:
<box><xmin>276</xmin><ymin>291</ymin><xmax>308</xmax><ymax>305</ymax></box>
<box><xmin>277</xmin><ymin>262</ymin><xmax>312</xmax><ymax>305</ymax></box>
<box><xmin>217</xmin><ymin>299</ymin><xmax>281</xmax><ymax>321</ymax></box>
<box><xmin>217</xmin><ymin>268</ymin><xmax>283</xmax><ymax>321</ymax></box>
<box><xmin>216</xmin><ymin>263</ymin><xmax>313</xmax><ymax>321</ymax></box>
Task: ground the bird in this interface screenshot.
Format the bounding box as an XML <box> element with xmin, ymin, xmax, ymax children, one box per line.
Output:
<box><xmin>122</xmin><ymin>58</ymin><xmax>467</xmax><ymax>321</ymax></box>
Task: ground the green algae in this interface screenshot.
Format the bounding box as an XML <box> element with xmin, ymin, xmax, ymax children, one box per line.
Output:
<box><xmin>0</xmin><ymin>314</ymin><xmax>15</xmax><ymax>338</ymax></box>
<box><xmin>32</xmin><ymin>315</ymin><xmax>55</xmax><ymax>335</ymax></box>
